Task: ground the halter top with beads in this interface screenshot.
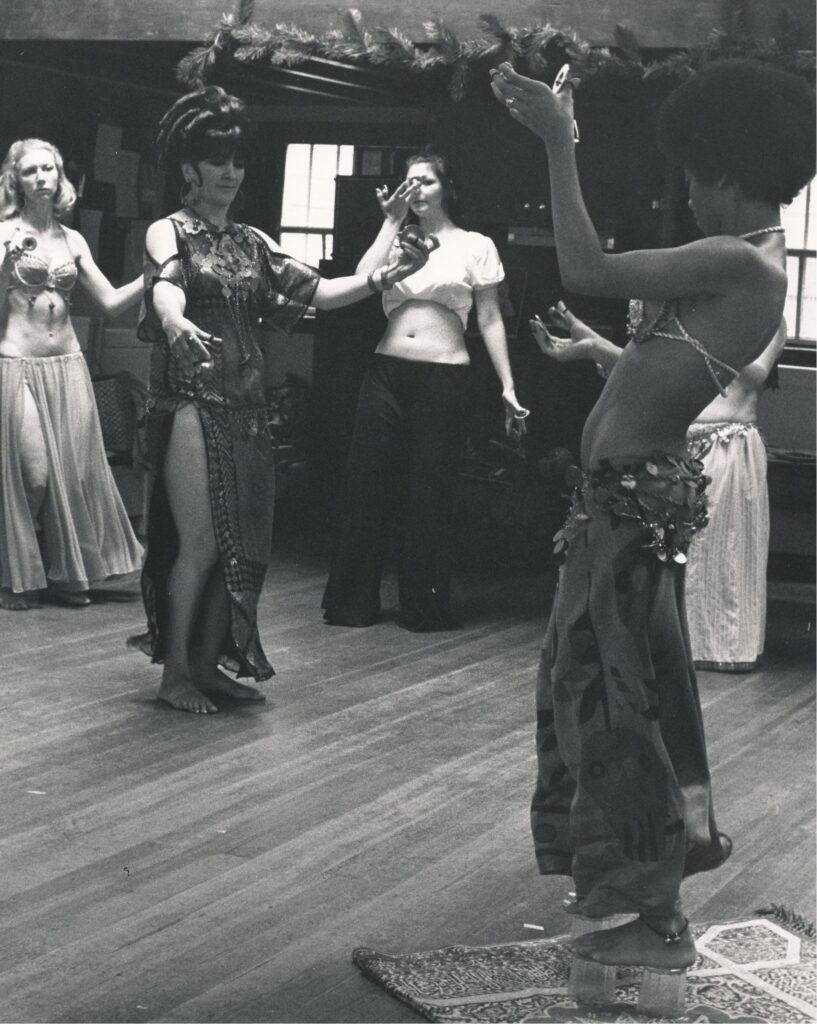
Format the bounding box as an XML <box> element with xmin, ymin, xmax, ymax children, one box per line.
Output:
<box><xmin>628</xmin><ymin>300</ymin><xmax>740</xmax><ymax>397</ymax></box>
<box><xmin>628</xmin><ymin>229</ymin><xmax>785</xmax><ymax>397</ymax></box>
<box><xmin>7</xmin><ymin>230</ymin><xmax>78</xmax><ymax>308</ymax></box>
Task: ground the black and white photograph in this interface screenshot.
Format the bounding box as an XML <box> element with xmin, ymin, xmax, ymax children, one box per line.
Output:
<box><xmin>0</xmin><ymin>1</ymin><xmax>814</xmax><ymax>1021</ymax></box>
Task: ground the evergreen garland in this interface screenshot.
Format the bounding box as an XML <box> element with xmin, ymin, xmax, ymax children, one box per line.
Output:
<box><xmin>176</xmin><ymin>0</ymin><xmax>815</xmax><ymax>100</ymax></box>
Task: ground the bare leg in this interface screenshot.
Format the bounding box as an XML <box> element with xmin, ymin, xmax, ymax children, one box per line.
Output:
<box><xmin>157</xmin><ymin>405</ymin><xmax>219</xmax><ymax>714</ymax></box>
<box><xmin>193</xmin><ymin>568</ymin><xmax>266</xmax><ymax>701</ymax></box>
<box><xmin>2</xmin><ymin>384</ymin><xmax>48</xmax><ymax>610</ymax></box>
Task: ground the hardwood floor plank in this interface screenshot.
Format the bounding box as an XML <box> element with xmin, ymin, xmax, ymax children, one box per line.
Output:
<box><xmin>0</xmin><ymin>551</ymin><xmax>811</xmax><ymax>1022</ymax></box>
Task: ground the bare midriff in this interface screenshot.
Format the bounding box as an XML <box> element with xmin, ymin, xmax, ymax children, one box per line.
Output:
<box><xmin>581</xmin><ymin>338</ymin><xmax>727</xmax><ymax>469</ymax></box>
<box><xmin>376</xmin><ymin>300</ymin><xmax>470</xmax><ymax>365</ymax></box>
<box><xmin>0</xmin><ymin>291</ymin><xmax>80</xmax><ymax>357</ymax></box>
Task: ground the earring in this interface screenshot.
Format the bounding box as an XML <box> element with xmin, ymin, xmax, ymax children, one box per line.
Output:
<box><xmin>180</xmin><ymin>180</ymin><xmax>199</xmax><ymax>207</ymax></box>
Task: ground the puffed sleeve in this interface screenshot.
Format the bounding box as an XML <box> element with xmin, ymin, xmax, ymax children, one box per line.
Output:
<box><xmin>137</xmin><ymin>221</ymin><xmax>190</xmax><ymax>344</ymax></box>
<box><xmin>255</xmin><ymin>231</ymin><xmax>321</xmax><ymax>334</ymax></box>
<box><xmin>467</xmin><ymin>232</ymin><xmax>505</xmax><ymax>290</ymax></box>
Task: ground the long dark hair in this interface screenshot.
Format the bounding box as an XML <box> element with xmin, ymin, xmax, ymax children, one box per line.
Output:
<box><xmin>404</xmin><ymin>147</ymin><xmax>460</xmax><ymax>221</ymax></box>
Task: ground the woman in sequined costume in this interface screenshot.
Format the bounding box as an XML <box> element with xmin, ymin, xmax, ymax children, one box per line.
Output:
<box><xmin>0</xmin><ymin>139</ymin><xmax>143</xmax><ymax>611</ymax></box>
<box><xmin>492</xmin><ymin>59</ymin><xmax>815</xmax><ymax>973</ymax></box>
<box><xmin>133</xmin><ymin>88</ymin><xmax>428</xmax><ymax>715</ymax></box>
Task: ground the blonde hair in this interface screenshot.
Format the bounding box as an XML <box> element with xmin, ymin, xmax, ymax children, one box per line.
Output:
<box><xmin>0</xmin><ymin>139</ymin><xmax>77</xmax><ymax>219</ymax></box>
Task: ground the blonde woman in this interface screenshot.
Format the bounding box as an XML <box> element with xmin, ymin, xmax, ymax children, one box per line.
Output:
<box><xmin>0</xmin><ymin>138</ymin><xmax>143</xmax><ymax>610</ymax></box>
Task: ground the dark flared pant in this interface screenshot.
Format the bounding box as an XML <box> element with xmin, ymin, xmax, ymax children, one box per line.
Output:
<box><xmin>532</xmin><ymin>455</ymin><xmax>729</xmax><ymax>918</ymax></box>
<box><xmin>322</xmin><ymin>354</ymin><xmax>469</xmax><ymax>630</ymax></box>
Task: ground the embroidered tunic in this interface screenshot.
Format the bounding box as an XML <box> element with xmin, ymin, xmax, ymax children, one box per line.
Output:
<box><xmin>137</xmin><ymin>216</ymin><xmax>319</xmax><ymax>679</ymax></box>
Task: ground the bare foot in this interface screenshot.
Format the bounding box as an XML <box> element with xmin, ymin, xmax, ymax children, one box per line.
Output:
<box><xmin>199</xmin><ymin>668</ymin><xmax>266</xmax><ymax>702</ymax></box>
<box><xmin>0</xmin><ymin>587</ymin><xmax>32</xmax><ymax>610</ymax></box>
<box><xmin>157</xmin><ymin>669</ymin><xmax>218</xmax><ymax>714</ymax></box>
<box><xmin>568</xmin><ymin>917</ymin><xmax>697</xmax><ymax>970</ymax></box>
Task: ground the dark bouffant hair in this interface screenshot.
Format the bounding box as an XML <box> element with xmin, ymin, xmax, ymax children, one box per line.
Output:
<box><xmin>657</xmin><ymin>59</ymin><xmax>815</xmax><ymax>206</ymax></box>
<box><xmin>156</xmin><ymin>85</ymin><xmax>254</xmax><ymax>172</ymax></box>
<box><xmin>404</xmin><ymin>147</ymin><xmax>459</xmax><ymax>216</ymax></box>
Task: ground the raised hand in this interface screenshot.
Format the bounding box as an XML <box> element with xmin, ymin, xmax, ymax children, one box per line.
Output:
<box><xmin>3</xmin><ymin>222</ymin><xmax>34</xmax><ymax>261</ymax></box>
<box><xmin>490</xmin><ymin>62</ymin><xmax>576</xmax><ymax>144</ymax></box>
<box><xmin>375</xmin><ymin>179</ymin><xmax>421</xmax><ymax>224</ymax></box>
<box><xmin>530</xmin><ymin>302</ymin><xmax>601</xmax><ymax>362</ymax></box>
<box><xmin>162</xmin><ymin>316</ymin><xmax>219</xmax><ymax>375</ymax></box>
<box><xmin>383</xmin><ymin>239</ymin><xmax>429</xmax><ymax>285</ymax></box>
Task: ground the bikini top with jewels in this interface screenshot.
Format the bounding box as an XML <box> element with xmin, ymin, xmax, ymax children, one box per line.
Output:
<box><xmin>382</xmin><ymin>230</ymin><xmax>504</xmax><ymax>329</ymax></box>
<box><xmin>627</xmin><ymin>228</ymin><xmax>785</xmax><ymax>397</ymax></box>
<box><xmin>628</xmin><ymin>299</ymin><xmax>740</xmax><ymax>397</ymax></box>
<box><xmin>6</xmin><ymin>231</ymin><xmax>78</xmax><ymax>305</ymax></box>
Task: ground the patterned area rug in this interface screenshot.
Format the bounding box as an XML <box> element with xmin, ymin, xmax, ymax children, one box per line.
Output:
<box><xmin>352</xmin><ymin>911</ymin><xmax>816</xmax><ymax>1022</ymax></box>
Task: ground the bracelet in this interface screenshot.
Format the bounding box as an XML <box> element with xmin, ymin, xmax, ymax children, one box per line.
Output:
<box><xmin>366</xmin><ymin>271</ymin><xmax>382</xmax><ymax>295</ymax></box>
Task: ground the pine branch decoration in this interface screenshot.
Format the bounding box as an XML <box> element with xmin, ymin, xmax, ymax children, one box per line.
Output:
<box><xmin>613</xmin><ymin>24</ymin><xmax>642</xmax><ymax>64</ymax></box>
<box><xmin>237</xmin><ymin>0</ymin><xmax>255</xmax><ymax>26</ymax></box>
<box><xmin>175</xmin><ymin>0</ymin><xmax>815</xmax><ymax>97</ymax></box>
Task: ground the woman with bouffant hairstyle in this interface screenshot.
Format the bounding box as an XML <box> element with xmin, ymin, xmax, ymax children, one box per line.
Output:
<box><xmin>0</xmin><ymin>138</ymin><xmax>143</xmax><ymax>611</ymax></box>
<box><xmin>130</xmin><ymin>86</ymin><xmax>428</xmax><ymax>714</ymax></box>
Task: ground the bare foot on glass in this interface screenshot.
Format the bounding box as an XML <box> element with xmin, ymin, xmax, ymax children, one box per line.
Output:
<box><xmin>157</xmin><ymin>667</ymin><xmax>218</xmax><ymax>714</ymax></box>
<box><xmin>568</xmin><ymin>917</ymin><xmax>697</xmax><ymax>970</ymax></box>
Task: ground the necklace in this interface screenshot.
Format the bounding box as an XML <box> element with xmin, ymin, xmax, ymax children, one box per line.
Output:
<box><xmin>738</xmin><ymin>226</ymin><xmax>785</xmax><ymax>240</ymax></box>
<box><xmin>183</xmin><ymin>204</ymin><xmax>229</xmax><ymax>232</ymax></box>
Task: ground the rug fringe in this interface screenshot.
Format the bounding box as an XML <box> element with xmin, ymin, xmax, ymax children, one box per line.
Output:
<box><xmin>756</xmin><ymin>903</ymin><xmax>816</xmax><ymax>937</ymax></box>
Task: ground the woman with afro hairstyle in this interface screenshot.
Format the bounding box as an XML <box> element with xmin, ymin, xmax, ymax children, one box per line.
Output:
<box><xmin>491</xmin><ymin>57</ymin><xmax>814</xmax><ymax>1007</ymax></box>
<box><xmin>131</xmin><ymin>87</ymin><xmax>428</xmax><ymax>714</ymax></box>
<box><xmin>0</xmin><ymin>138</ymin><xmax>143</xmax><ymax>610</ymax></box>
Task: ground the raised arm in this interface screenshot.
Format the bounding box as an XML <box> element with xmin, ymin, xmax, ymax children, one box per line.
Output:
<box><xmin>67</xmin><ymin>228</ymin><xmax>143</xmax><ymax>318</ymax></box>
<box><xmin>249</xmin><ymin>223</ymin><xmax>429</xmax><ymax>312</ymax></box>
<box><xmin>489</xmin><ymin>64</ymin><xmax>756</xmax><ymax>302</ymax></box>
<box><xmin>355</xmin><ymin>180</ymin><xmax>420</xmax><ymax>275</ymax></box>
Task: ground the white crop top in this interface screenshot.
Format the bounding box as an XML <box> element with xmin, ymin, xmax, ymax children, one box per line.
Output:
<box><xmin>382</xmin><ymin>230</ymin><xmax>504</xmax><ymax>329</ymax></box>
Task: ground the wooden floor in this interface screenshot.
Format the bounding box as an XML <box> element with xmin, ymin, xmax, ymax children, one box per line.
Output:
<box><xmin>0</xmin><ymin>534</ymin><xmax>814</xmax><ymax>1024</ymax></box>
